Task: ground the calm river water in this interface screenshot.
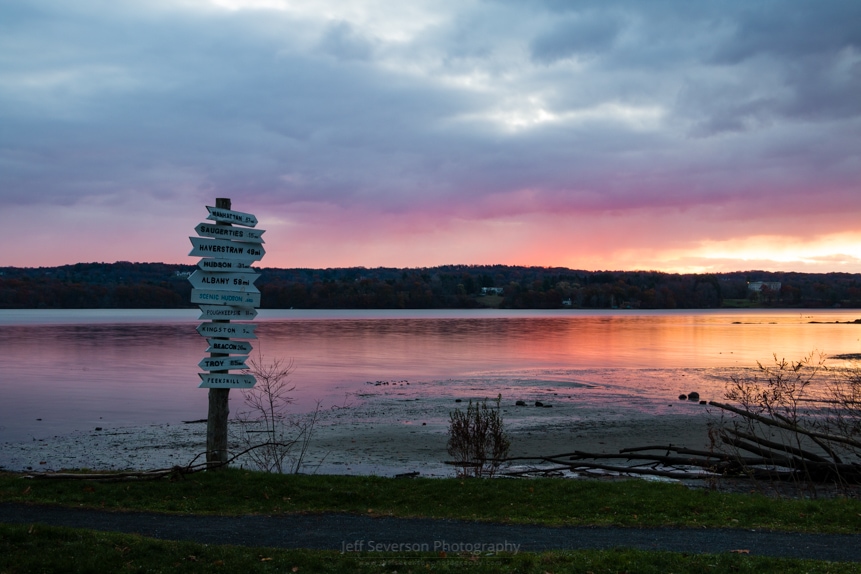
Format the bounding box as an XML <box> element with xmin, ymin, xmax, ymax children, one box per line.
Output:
<box><xmin>1</xmin><ymin>308</ymin><xmax>860</xmax><ymax>443</ymax></box>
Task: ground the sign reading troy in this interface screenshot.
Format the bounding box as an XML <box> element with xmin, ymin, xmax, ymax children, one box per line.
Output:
<box><xmin>199</xmin><ymin>356</ymin><xmax>249</xmax><ymax>371</ymax></box>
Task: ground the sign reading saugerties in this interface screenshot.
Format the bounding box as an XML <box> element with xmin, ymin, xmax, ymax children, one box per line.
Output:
<box><xmin>189</xmin><ymin>202</ymin><xmax>264</xmax><ymax>389</ymax></box>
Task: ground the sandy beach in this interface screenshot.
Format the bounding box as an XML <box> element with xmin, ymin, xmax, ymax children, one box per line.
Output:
<box><xmin>1</xmin><ymin>386</ymin><xmax>716</xmax><ymax>478</ymax></box>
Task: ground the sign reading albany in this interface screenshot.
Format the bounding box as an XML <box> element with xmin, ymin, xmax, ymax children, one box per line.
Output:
<box><xmin>188</xmin><ymin>270</ymin><xmax>260</xmax><ymax>291</ymax></box>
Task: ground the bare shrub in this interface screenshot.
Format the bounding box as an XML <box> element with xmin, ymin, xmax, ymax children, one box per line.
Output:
<box><xmin>711</xmin><ymin>352</ymin><xmax>861</xmax><ymax>487</ymax></box>
<box><xmin>232</xmin><ymin>355</ymin><xmax>320</xmax><ymax>474</ymax></box>
<box><xmin>447</xmin><ymin>394</ymin><xmax>511</xmax><ymax>478</ymax></box>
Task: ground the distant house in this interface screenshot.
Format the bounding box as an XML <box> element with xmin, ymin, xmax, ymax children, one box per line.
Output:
<box><xmin>748</xmin><ymin>281</ymin><xmax>781</xmax><ymax>292</ymax></box>
<box><xmin>562</xmin><ymin>298</ymin><xmax>572</xmax><ymax>306</ymax></box>
<box><xmin>481</xmin><ymin>287</ymin><xmax>504</xmax><ymax>296</ymax></box>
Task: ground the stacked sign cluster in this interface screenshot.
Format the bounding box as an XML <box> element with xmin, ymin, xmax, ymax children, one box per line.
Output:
<box><xmin>188</xmin><ymin>205</ymin><xmax>265</xmax><ymax>389</ymax></box>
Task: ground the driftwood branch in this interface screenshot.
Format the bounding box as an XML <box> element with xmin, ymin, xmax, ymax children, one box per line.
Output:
<box><xmin>22</xmin><ymin>441</ymin><xmax>295</xmax><ymax>481</ymax></box>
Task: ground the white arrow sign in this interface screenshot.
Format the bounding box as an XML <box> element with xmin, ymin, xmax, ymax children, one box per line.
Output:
<box><xmin>206</xmin><ymin>339</ymin><xmax>253</xmax><ymax>354</ymax></box>
<box><xmin>198</xmin><ymin>356</ymin><xmax>249</xmax><ymax>371</ymax></box>
<box><xmin>191</xmin><ymin>289</ymin><xmax>261</xmax><ymax>308</ymax></box>
<box><xmin>195</xmin><ymin>222</ymin><xmax>265</xmax><ymax>243</ymax></box>
<box><xmin>198</xmin><ymin>373</ymin><xmax>257</xmax><ymax>389</ymax></box>
<box><xmin>189</xmin><ymin>270</ymin><xmax>260</xmax><ymax>292</ymax></box>
<box><xmin>206</xmin><ymin>206</ymin><xmax>258</xmax><ymax>227</ymax></box>
<box><xmin>197</xmin><ymin>259</ymin><xmax>256</xmax><ymax>272</ymax></box>
<box><xmin>197</xmin><ymin>322</ymin><xmax>258</xmax><ymax>339</ymax></box>
<box><xmin>188</xmin><ymin>237</ymin><xmax>265</xmax><ymax>261</ymax></box>
<box><xmin>198</xmin><ymin>305</ymin><xmax>258</xmax><ymax>320</ymax></box>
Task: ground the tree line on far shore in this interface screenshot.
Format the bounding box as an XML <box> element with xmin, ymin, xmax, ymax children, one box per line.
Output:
<box><xmin>2</xmin><ymin>262</ymin><xmax>861</xmax><ymax>310</ymax></box>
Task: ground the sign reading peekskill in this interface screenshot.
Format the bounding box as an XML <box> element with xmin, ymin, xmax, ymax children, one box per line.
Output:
<box><xmin>189</xmin><ymin>202</ymin><xmax>264</xmax><ymax>390</ymax></box>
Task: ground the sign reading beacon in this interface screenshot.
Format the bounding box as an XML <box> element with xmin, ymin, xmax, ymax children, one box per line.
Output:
<box><xmin>189</xmin><ymin>204</ymin><xmax>264</xmax><ymax>389</ymax></box>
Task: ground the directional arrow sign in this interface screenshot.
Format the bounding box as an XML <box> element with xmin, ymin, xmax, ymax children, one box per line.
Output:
<box><xmin>189</xmin><ymin>270</ymin><xmax>260</xmax><ymax>292</ymax></box>
<box><xmin>195</xmin><ymin>222</ymin><xmax>265</xmax><ymax>243</ymax></box>
<box><xmin>198</xmin><ymin>356</ymin><xmax>249</xmax><ymax>371</ymax></box>
<box><xmin>191</xmin><ymin>288</ymin><xmax>261</xmax><ymax>308</ymax></box>
<box><xmin>206</xmin><ymin>339</ymin><xmax>253</xmax><ymax>354</ymax></box>
<box><xmin>198</xmin><ymin>305</ymin><xmax>258</xmax><ymax>321</ymax></box>
<box><xmin>197</xmin><ymin>322</ymin><xmax>258</xmax><ymax>339</ymax></box>
<box><xmin>198</xmin><ymin>373</ymin><xmax>257</xmax><ymax>389</ymax></box>
<box><xmin>197</xmin><ymin>259</ymin><xmax>256</xmax><ymax>272</ymax></box>
<box><xmin>206</xmin><ymin>206</ymin><xmax>258</xmax><ymax>227</ymax></box>
<box><xmin>188</xmin><ymin>237</ymin><xmax>265</xmax><ymax>261</ymax></box>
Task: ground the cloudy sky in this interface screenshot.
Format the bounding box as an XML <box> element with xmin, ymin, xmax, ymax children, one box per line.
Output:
<box><xmin>2</xmin><ymin>0</ymin><xmax>860</xmax><ymax>273</ymax></box>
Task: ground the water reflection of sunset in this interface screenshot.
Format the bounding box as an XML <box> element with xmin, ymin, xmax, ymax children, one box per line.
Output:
<box><xmin>1</xmin><ymin>309</ymin><xmax>860</xmax><ymax>443</ymax></box>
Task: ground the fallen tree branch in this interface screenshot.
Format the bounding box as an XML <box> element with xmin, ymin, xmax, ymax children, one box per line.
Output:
<box><xmin>22</xmin><ymin>441</ymin><xmax>297</xmax><ymax>481</ymax></box>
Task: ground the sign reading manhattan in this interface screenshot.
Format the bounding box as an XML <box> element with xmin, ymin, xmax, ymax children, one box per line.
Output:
<box><xmin>206</xmin><ymin>205</ymin><xmax>258</xmax><ymax>227</ymax></box>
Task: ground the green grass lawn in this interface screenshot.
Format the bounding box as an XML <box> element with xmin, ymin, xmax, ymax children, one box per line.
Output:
<box><xmin>3</xmin><ymin>470</ymin><xmax>861</xmax><ymax>573</ymax></box>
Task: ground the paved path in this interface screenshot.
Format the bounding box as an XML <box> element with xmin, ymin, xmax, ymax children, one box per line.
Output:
<box><xmin>2</xmin><ymin>502</ymin><xmax>859</xmax><ymax>562</ymax></box>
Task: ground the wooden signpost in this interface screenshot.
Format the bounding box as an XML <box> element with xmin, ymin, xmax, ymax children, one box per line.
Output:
<box><xmin>189</xmin><ymin>198</ymin><xmax>264</xmax><ymax>469</ymax></box>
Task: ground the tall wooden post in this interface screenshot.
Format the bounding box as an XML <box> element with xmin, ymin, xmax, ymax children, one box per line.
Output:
<box><xmin>207</xmin><ymin>197</ymin><xmax>232</xmax><ymax>469</ymax></box>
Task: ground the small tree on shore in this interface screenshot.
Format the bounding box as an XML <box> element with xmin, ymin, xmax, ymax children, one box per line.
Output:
<box><xmin>233</xmin><ymin>355</ymin><xmax>320</xmax><ymax>474</ymax></box>
<box><xmin>447</xmin><ymin>394</ymin><xmax>511</xmax><ymax>478</ymax></box>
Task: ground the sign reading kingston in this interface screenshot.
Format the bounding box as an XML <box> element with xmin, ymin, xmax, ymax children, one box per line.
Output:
<box><xmin>206</xmin><ymin>205</ymin><xmax>258</xmax><ymax>227</ymax></box>
<box><xmin>199</xmin><ymin>356</ymin><xmax>249</xmax><ymax>371</ymax></box>
<box><xmin>205</xmin><ymin>338</ymin><xmax>253</xmax><ymax>354</ymax></box>
<box><xmin>189</xmin><ymin>237</ymin><xmax>265</xmax><ymax>261</ymax></box>
<box><xmin>198</xmin><ymin>305</ymin><xmax>258</xmax><ymax>321</ymax></box>
<box><xmin>196</xmin><ymin>321</ymin><xmax>258</xmax><ymax>339</ymax></box>
<box><xmin>195</xmin><ymin>222</ymin><xmax>265</xmax><ymax>243</ymax></box>
<box><xmin>198</xmin><ymin>373</ymin><xmax>257</xmax><ymax>389</ymax></box>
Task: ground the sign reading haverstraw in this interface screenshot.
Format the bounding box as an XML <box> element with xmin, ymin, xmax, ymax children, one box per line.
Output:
<box><xmin>189</xmin><ymin>237</ymin><xmax>265</xmax><ymax>261</ymax></box>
